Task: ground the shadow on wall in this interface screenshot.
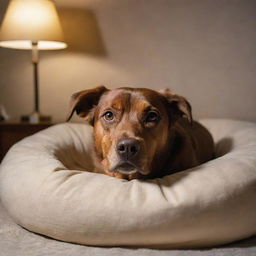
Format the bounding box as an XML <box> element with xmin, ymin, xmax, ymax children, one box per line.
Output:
<box><xmin>58</xmin><ymin>7</ymin><xmax>107</xmax><ymax>56</ymax></box>
<box><xmin>0</xmin><ymin>0</ymin><xmax>8</xmax><ymax>22</ymax></box>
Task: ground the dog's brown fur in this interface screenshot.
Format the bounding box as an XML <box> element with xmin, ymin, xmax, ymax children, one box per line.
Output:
<box><xmin>67</xmin><ymin>86</ymin><xmax>214</xmax><ymax>180</ymax></box>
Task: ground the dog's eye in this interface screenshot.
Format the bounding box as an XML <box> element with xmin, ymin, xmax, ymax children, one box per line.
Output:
<box><xmin>145</xmin><ymin>111</ymin><xmax>159</xmax><ymax>123</ymax></box>
<box><xmin>103</xmin><ymin>111</ymin><xmax>115</xmax><ymax>121</ymax></box>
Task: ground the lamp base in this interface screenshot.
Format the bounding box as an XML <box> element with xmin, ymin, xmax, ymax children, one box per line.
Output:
<box><xmin>21</xmin><ymin>112</ymin><xmax>51</xmax><ymax>124</ymax></box>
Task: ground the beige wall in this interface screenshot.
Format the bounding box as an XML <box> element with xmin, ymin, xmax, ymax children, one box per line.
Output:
<box><xmin>0</xmin><ymin>0</ymin><xmax>255</xmax><ymax>123</ymax></box>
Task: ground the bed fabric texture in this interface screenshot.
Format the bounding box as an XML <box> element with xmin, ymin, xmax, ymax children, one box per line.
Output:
<box><xmin>0</xmin><ymin>119</ymin><xmax>256</xmax><ymax>248</ymax></box>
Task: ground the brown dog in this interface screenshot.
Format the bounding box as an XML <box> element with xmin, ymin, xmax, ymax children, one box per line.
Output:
<box><xmin>67</xmin><ymin>86</ymin><xmax>214</xmax><ymax>180</ymax></box>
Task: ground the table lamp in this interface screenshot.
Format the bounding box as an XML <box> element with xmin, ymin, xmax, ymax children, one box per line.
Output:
<box><xmin>0</xmin><ymin>0</ymin><xmax>67</xmax><ymax>123</ymax></box>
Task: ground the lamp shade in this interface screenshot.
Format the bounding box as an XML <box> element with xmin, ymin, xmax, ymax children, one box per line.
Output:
<box><xmin>0</xmin><ymin>0</ymin><xmax>67</xmax><ymax>50</ymax></box>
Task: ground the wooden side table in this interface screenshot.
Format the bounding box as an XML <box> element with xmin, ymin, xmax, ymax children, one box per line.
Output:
<box><xmin>0</xmin><ymin>122</ymin><xmax>52</xmax><ymax>162</ymax></box>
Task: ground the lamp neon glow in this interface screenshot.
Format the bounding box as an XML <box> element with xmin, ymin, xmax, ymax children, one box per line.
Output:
<box><xmin>0</xmin><ymin>0</ymin><xmax>67</xmax><ymax>123</ymax></box>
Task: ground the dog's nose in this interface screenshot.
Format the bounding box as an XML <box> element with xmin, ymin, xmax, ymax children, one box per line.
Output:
<box><xmin>116</xmin><ymin>138</ymin><xmax>140</xmax><ymax>160</ymax></box>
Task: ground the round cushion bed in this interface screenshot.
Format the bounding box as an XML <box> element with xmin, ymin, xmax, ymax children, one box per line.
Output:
<box><xmin>0</xmin><ymin>119</ymin><xmax>256</xmax><ymax>248</ymax></box>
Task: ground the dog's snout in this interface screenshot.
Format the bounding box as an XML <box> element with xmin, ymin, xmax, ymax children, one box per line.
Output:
<box><xmin>116</xmin><ymin>138</ymin><xmax>140</xmax><ymax>160</ymax></box>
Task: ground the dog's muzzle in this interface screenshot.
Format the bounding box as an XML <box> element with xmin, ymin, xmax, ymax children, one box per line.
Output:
<box><xmin>108</xmin><ymin>138</ymin><xmax>141</xmax><ymax>174</ymax></box>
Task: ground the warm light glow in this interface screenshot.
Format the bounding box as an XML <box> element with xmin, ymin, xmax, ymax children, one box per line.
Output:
<box><xmin>0</xmin><ymin>40</ymin><xmax>67</xmax><ymax>50</ymax></box>
<box><xmin>0</xmin><ymin>0</ymin><xmax>66</xmax><ymax>50</ymax></box>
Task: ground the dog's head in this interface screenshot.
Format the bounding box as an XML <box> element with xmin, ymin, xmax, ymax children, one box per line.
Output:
<box><xmin>67</xmin><ymin>86</ymin><xmax>192</xmax><ymax>179</ymax></box>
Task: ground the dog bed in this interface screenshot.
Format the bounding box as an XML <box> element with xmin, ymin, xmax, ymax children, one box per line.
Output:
<box><xmin>0</xmin><ymin>119</ymin><xmax>256</xmax><ymax>248</ymax></box>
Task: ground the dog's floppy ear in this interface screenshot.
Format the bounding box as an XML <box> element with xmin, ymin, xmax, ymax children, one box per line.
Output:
<box><xmin>160</xmin><ymin>88</ymin><xmax>193</xmax><ymax>124</ymax></box>
<box><xmin>66</xmin><ymin>85</ymin><xmax>108</xmax><ymax>123</ymax></box>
